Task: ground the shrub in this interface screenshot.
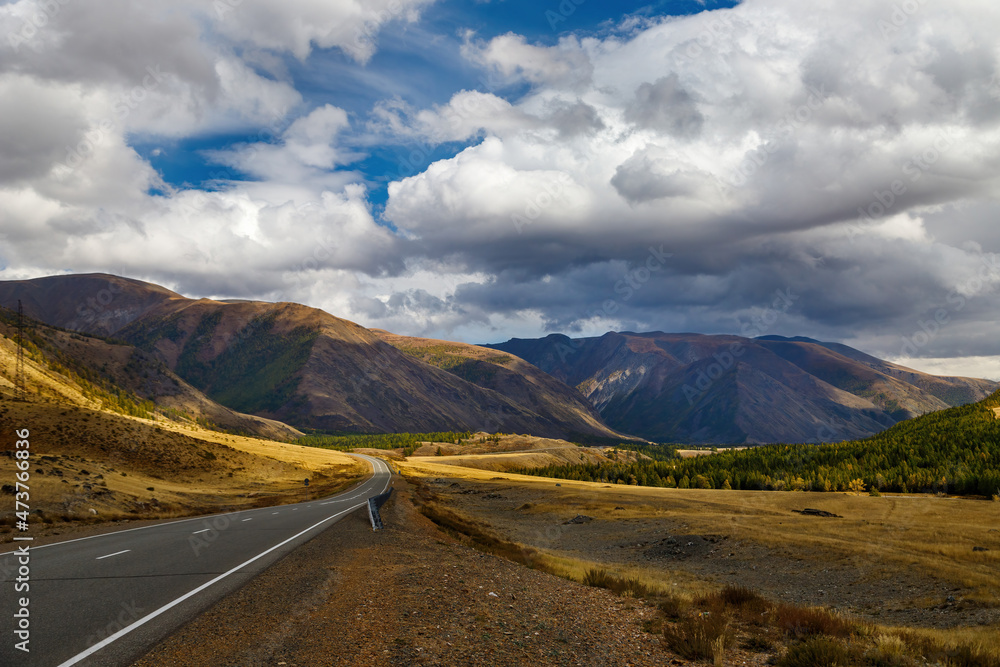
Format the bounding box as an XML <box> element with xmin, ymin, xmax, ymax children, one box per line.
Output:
<box><xmin>776</xmin><ymin>637</ymin><xmax>851</xmax><ymax>667</ymax></box>
<box><xmin>939</xmin><ymin>645</ymin><xmax>1000</xmax><ymax>667</ymax></box>
<box><xmin>583</xmin><ymin>568</ymin><xmax>614</xmax><ymax>589</ymax></box>
<box><xmin>864</xmin><ymin>634</ymin><xmax>912</xmax><ymax>667</ymax></box>
<box><xmin>658</xmin><ymin>595</ymin><xmax>687</xmax><ymax>620</ymax></box>
<box><xmin>663</xmin><ymin>612</ymin><xmax>733</xmax><ymax>661</ymax></box>
<box><xmin>617</xmin><ymin>576</ymin><xmax>650</xmax><ymax>598</ymax></box>
<box><xmin>581</xmin><ymin>569</ymin><xmax>651</xmax><ymax>598</ymax></box>
<box><xmin>774</xmin><ymin>604</ymin><xmax>856</xmax><ymax>638</ymax></box>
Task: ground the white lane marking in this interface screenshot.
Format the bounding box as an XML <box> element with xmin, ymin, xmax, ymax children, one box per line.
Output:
<box><xmin>0</xmin><ymin>464</ymin><xmax>381</xmax><ymax>556</ymax></box>
<box><xmin>242</xmin><ymin>518</ymin><xmax>252</xmax><ymax>522</ymax></box>
<box><xmin>96</xmin><ymin>550</ymin><xmax>130</xmax><ymax>560</ymax></box>
<box><xmin>272</xmin><ymin>512</ymin><xmax>279</xmax><ymax>515</ymax></box>
<box><xmin>57</xmin><ymin>503</ymin><xmax>366</xmax><ymax>667</ymax></box>
<box><xmin>192</xmin><ymin>529</ymin><xmax>211</xmax><ymax>535</ymax></box>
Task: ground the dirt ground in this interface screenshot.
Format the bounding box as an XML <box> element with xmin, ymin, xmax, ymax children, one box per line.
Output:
<box><xmin>411</xmin><ymin>473</ymin><xmax>1000</xmax><ymax>633</ymax></box>
<box><xmin>130</xmin><ymin>479</ymin><xmax>703</xmax><ymax>667</ymax></box>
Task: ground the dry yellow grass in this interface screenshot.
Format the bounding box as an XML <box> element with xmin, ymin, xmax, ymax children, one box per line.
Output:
<box><xmin>0</xmin><ymin>397</ymin><xmax>365</xmax><ymax>530</ymax></box>
<box><xmin>426</xmin><ymin>447</ymin><xmax>606</xmax><ymax>472</ymax></box>
<box><xmin>0</xmin><ymin>329</ymin><xmax>365</xmax><ymax>528</ymax></box>
<box><xmin>399</xmin><ymin>457</ymin><xmax>1000</xmax><ymax>604</ymax></box>
<box><xmin>404</xmin><ymin>457</ymin><xmax>1000</xmax><ymax>655</ymax></box>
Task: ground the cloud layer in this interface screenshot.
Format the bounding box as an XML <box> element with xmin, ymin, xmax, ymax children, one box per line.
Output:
<box><xmin>1</xmin><ymin>0</ymin><xmax>999</xmax><ymax>375</ymax></box>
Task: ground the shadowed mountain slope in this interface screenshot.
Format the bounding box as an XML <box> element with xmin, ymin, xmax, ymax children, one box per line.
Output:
<box><xmin>0</xmin><ymin>275</ymin><xmax>624</xmax><ymax>439</ymax></box>
<box><xmin>487</xmin><ymin>332</ymin><xmax>997</xmax><ymax>444</ymax></box>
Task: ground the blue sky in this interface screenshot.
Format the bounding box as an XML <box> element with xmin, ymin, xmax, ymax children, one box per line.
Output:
<box><xmin>140</xmin><ymin>0</ymin><xmax>741</xmax><ymax>210</ymax></box>
<box><xmin>2</xmin><ymin>0</ymin><xmax>1000</xmax><ymax>378</ymax></box>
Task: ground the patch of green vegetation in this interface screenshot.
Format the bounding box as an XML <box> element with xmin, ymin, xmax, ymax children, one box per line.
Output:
<box><xmin>517</xmin><ymin>389</ymin><xmax>1000</xmax><ymax>496</ymax></box>
<box><xmin>395</xmin><ymin>345</ymin><xmax>521</xmax><ymax>387</ymax></box>
<box><xmin>120</xmin><ymin>312</ymin><xmax>185</xmax><ymax>350</ymax></box>
<box><xmin>173</xmin><ymin>311</ymin><xmax>223</xmax><ymax>386</ymax></box>
<box><xmin>196</xmin><ymin>313</ymin><xmax>319</xmax><ymax>415</ymax></box>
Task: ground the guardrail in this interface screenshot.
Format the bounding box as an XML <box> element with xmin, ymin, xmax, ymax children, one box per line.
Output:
<box><xmin>367</xmin><ymin>489</ymin><xmax>393</xmax><ymax>530</ymax></box>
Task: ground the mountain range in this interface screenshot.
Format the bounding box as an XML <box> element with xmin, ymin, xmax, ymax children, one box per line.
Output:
<box><xmin>487</xmin><ymin>331</ymin><xmax>997</xmax><ymax>444</ymax></box>
<box><xmin>0</xmin><ymin>274</ymin><xmax>619</xmax><ymax>441</ymax></box>
<box><xmin>1</xmin><ymin>273</ymin><xmax>994</xmax><ymax>444</ymax></box>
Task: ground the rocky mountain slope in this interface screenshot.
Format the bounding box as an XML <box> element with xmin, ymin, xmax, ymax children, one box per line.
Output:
<box><xmin>487</xmin><ymin>332</ymin><xmax>997</xmax><ymax>444</ymax></box>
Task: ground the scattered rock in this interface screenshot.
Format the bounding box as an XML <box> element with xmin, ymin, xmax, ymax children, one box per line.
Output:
<box><xmin>614</xmin><ymin>506</ymin><xmax>625</xmax><ymax>510</ymax></box>
<box><xmin>564</xmin><ymin>515</ymin><xmax>594</xmax><ymax>525</ymax></box>
<box><xmin>973</xmin><ymin>546</ymin><xmax>989</xmax><ymax>552</ymax></box>
<box><xmin>793</xmin><ymin>508</ymin><xmax>842</xmax><ymax>518</ymax></box>
<box><xmin>644</xmin><ymin>534</ymin><xmax>729</xmax><ymax>561</ymax></box>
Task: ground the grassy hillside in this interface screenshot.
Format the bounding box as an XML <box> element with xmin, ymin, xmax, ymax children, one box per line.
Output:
<box><xmin>516</xmin><ymin>389</ymin><xmax>1000</xmax><ymax>496</ymax></box>
<box><xmin>0</xmin><ymin>305</ymin><xmax>302</xmax><ymax>440</ymax></box>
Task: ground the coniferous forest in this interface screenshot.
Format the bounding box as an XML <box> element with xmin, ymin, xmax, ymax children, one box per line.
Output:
<box><xmin>515</xmin><ymin>390</ymin><xmax>1000</xmax><ymax>497</ymax></box>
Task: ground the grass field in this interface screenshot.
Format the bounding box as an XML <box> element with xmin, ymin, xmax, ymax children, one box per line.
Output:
<box><xmin>397</xmin><ymin>453</ymin><xmax>1000</xmax><ymax>662</ymax></box>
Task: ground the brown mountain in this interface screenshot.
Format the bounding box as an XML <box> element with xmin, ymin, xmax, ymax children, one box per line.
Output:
<box><xmin>371</xmin><ymin>330</ymin><xmax>623</xmax><ymax>441</ymax></box>
<box><xmin>0</xmin><ymin>303</ymin><xmax>301</xmax><ymax>441</ymax></box>
<box><xmin>487</xmin><ymin>332</ymin><xmax>998</xmax><ymax>444</ymax></box>
<box><xmin>0</xmin><ymin>274</ymin><xmax>624</xmax><ymax>439</ymax></box>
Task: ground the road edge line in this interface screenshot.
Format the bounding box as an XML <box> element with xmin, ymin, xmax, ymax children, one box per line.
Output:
<box><xmin>55</xmin><ymin>502</ymin><xmax>368</xmax><ymax>667</ymax></box>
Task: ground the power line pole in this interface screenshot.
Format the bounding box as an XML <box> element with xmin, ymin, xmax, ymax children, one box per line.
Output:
<box><xmin>14</xmin><ymin>299</ymin><xmax>26</xmax><ymax>401</ymax></box>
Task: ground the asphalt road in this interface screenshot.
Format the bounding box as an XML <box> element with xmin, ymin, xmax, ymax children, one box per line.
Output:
<box><xmin>0</xmin><ymin>454</ymin><xmax>392</xmax><ymax>667</ymax></box>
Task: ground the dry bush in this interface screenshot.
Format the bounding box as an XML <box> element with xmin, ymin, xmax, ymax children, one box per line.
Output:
<box><xmin>939</xmin><ymin>645</ymin><xmax>1000</xmax><ymax>667</ymax></box>
<box><xmin>718</xmin><ymin>584</ymin><xmax>772</xmax><ymax>624</ymax></box>
<box><xmin>864</xmin><ymin>634</ymin><xmax>913</xmax><ymax>667</ymax></box>
<box><xmin>583</xmin><ymin>568</ymin><xmax>614</xmax><ymax>589</ymax></box>
<box><xmin>663</xmin><ymin>612</ymin><xmax>733</xmax><ymax>661</ymax></box>
<box><xmin>618</xmin><ymin>575</ymin><xmax>650</xmax><ymax>598</ymax></box>
<box><xmin>658</xmin><ymin>595</ymin><xmax>687</xmax><ymax>620</ymax></box>
<box><xmin>776</xmin><ymin>636</ymin><xmax>851</xmax><ymax>667</ymax></box>
<box><xmin>581</xmin><ymin>568</ymin><xmax>651</xmax><ymax>598</ymax></box>
<box><xmin>774</xmin><ymin>603</ymin><xmax>857</xmax><ymax>639</ymax></box>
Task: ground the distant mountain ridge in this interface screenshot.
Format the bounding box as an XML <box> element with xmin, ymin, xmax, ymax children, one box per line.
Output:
<box><xmin>487</xmin><ymin>331</ymin><xmax>997</xmax><ymax>444</ymax></box>
<box><xmin>0</xmin><ymin>274</ymin><xmax>624</xmax><ymax>440</ymax></box>
<box><xmin>4</xmin><ymin>274</ymin><xmax>994</xmax><ymax>445</ymax></box>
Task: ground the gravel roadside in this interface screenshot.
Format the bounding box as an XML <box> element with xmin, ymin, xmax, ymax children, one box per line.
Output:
<box><xmin>130</xmin><ymin>479</ymin><xmax>672</xmax><ymax>667</ymax></box>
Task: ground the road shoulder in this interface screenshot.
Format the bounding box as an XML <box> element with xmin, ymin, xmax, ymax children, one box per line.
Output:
<box><xmin>130</xmin><ymin>479</ymin><xmax>667</xmax><ymax>666</ymax></box>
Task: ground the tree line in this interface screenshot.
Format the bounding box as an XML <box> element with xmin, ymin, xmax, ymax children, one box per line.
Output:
<box><xmin>515</xmin><ymin>391</ymin><xmax>1000</xmax><ymax>497</ymax></box>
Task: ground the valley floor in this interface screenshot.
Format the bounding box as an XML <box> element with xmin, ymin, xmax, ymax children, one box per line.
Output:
<box><xmin>22</xmin><ymin>456</ymin><xmax>997</xmax><ymax>666</ymax></box>
<box><xmin>129</xmin><ymin>479</ymin><xmax>692</xmax><ymax>667</ymax></box>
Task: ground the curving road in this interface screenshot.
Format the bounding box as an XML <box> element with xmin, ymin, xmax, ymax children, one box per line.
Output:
<box><xmin>0</xmin><ymin>454</ymin><xmax>392</xmax><ymax>667</ymax></box>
